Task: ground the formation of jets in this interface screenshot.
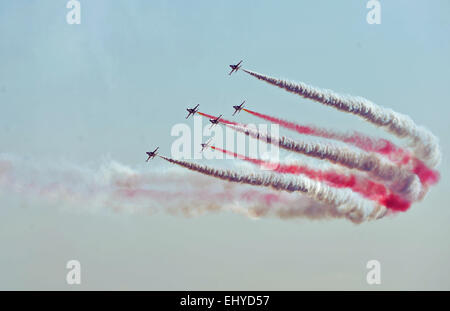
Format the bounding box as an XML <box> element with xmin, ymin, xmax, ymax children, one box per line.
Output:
<box><xmin>146</xmin><ymin>60</ymin><xmax>245</xmax><ymax>162</ymax></box>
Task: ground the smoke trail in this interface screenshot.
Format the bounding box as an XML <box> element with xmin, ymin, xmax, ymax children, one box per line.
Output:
<box><xmin>211</xmin><ymin>146</ymin><xmax>411</xmax><ymax>211</ymax></box>
<box><xmin>2</xmin><ymin>154</ymin><xmax>386</xmax><ymax>222</ymax></box>
<box><xmin>158</xmin><ymin>155</ymin><xmax>387</xmax><ymax>223</ymax></box>
<box><xmin>242</xmin><ymin>69</ymin><xmax>441</xmax><ymax>168</ymax></box>
<box><xmin>243</xmin><ymin>108</ymin><xmax>407</xmax><ymax>161</ymax></box>
<box><xmin>0</xmin><ymin>155</ymin><xmax>290</xmax><ymax>216</ymax></box>
<box><xmin>225</xmin><ymin>123</ymin><xmax>423</xmax><ymax>202</ymax></box>
<box><xmin>243</xmin><ymin>108</ymin><xmax>440</xmax><ymax>186</ymax></box>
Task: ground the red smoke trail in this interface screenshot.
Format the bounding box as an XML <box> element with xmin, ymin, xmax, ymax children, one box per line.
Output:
<box><xmin>242</xmin><ymin>69</ymin><xmax>442</xmax><ymax>169</ymax></box>
<box><xmin>196</xmin><ymin>112</ymin><xmax>239</xmax><ymax>126</ymax></box>
<box><xmin>412</xmin><ymin>159</ymin><xmax>440</xmax><ymax>186</ymax></box>
<box><xmin>114</xmin><ymin>187</ymin><xmax>285</xmax><ymax>207</ymax></box>
<box><xmin>211</xmin><ymin>146</ymin><xmax>411</xmax><ymax>212</ymax></box>
<box><xmin>242</xmin><ymin>108</ymin><xmax>439</xmax><ymax>187</ymax></box>
<box><xmin>243</xmin><ymin>108</ymin><xmax>408</xmax><ymax>160</ymax></box>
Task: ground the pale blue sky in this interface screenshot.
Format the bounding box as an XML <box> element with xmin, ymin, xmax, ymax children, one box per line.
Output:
<box><xmin>0</xmin><ymin>1</ymin><xmax>449</xmax><ymax>290</ymax></box>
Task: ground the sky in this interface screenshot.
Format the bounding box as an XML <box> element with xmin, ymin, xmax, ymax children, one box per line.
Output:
<box><xmin>0</xmin><ymin>0</ymin><xmax>449</xmax><ymax>290</ymax></box>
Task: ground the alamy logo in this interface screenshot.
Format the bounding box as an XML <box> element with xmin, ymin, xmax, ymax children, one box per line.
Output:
<box><xmin>366</xmin><ymin>259</ymin><xmax>381</xmax><ymax>285</ymax></box>
<box><xmin>366</xmin><ymin>0</ymin><xmax>381</xmax><ymax>25</ymax></box>
<box><xmin>169</xmin><ymin>116</ymin><xmax>280</xmax><ymax>168</ymax></box>
<box><xmin>66</xmin><ymin>0</ymin><xmax>81</xmax><ymax>25</ymax></box>
<box><xmin>66</xmin><ymin>260</ymin><xmax>81</xmax><ymax>285</ymax></box>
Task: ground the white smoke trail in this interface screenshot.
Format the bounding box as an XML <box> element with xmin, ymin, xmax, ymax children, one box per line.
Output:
<box><xmin>226</xmin><ymin>123</ymin><xmax>423</xmax><ymax>202</ymax></box>
<box><xmin>159</xmin><ymin>155</ymin><xmax>387</xmax><ymax>223</ymax></box>
<box><xmin>0</xmin><ymin>154</ymin><xmax>385</xmax><ymax>223</ymax></box>
<box><xmin>242</xmin><ymin>69</ymin><xmax>441</xmax><ymax>168</ymax></box>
